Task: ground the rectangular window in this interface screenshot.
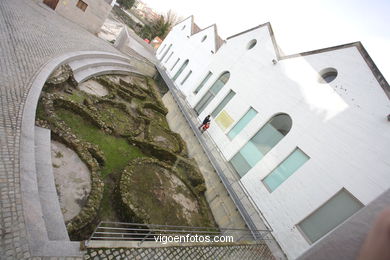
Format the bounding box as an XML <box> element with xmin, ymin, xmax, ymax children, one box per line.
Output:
<box><xmin>159</xmin><ymin>44</ymin><xmax>166</xmax><ymax>54</ymax></box>
<box><xmin>227</xmin><ymin>108</ymin><xmax>257</xmax><ymax>139</ymax></box>
<box><xmin>76</xmin><ymin>0</ymin><xmax>88</xmax><ymax>11</ymax></box>
<box><xmin>230</xmin><ymin>124</ymin><xmax>285</xmax><ymax>177</ymax></box>
<box><xmin>262</xmin><ymin>148</ymin><xmax>309</xmax><ymax>192</ymax></box>
<box><xmin>170</xmin><ymin>58</ymin><xmax>180</xmax><ymax>71</ymax></box>
<box><xmin>194</xmin><ymin>71</ymin><xmax>212</xmax><ymax>94</ymax></box>
<box><xmin>181</xmin><ymin>70</ymin><xmax>192</xmax><ymax>85</ymax></box>
<box><xmin>298</xmin><ymin>189</ymin><xmax>363</xmax><ymax>243</ymax></box>
<box><xmin>159</xmin><ymin>44</ymin><xmax>172</xmax><ymax>61</ymax></box>
<box><xmin>211</xmin><ymin>90</ymin><xmax>235</xmax><ymax>118</ymax></box>
<box><xmin>165</xmin><ymin>52</ymin><xmax>173</xmax><ymax>63</ymax></box>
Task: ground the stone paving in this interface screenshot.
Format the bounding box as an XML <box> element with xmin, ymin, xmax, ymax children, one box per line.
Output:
<box><xmin>0</xmin><ymin>1</ymin><xmax>126</xmax><ymax>258</ymax></box>
<box><xmin>85</xmin><ymin>244</ymin><xmax>274</xmax><ymax>260</ymax></box>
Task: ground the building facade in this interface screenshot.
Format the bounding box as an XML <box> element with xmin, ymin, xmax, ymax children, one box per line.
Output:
<box><xmin>42</xmin><ymin>0</ymin><xmax>115</xmax><ymax>34</ymax></box>
<box><xmin>156</xmin><ymin>16</ymin><xmax>390</xmax><ymax>259</ymax></box>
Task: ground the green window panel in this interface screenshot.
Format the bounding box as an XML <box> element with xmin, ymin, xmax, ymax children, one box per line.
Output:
<box><xmin>159</xmin><ymin>44</ymin><xmax>172</xmax><ymax>61</ymax></box>
<box><xmin>194</xmin><ymin>71</ymin><xmax>212</xmax><ymax>94</ymax></box>
<box><xmin>180</xmin><ymin>70</ymin><xmax>192</xmax><ymax>85</ymax></box>
<box><xmin>170</xmin><ymin>58</ymin><xmax>180</xmax><ymax>71</ymax></box>
<box><xmin>230</xmin><ymin>114</ymin><xmax>292</xmax><ymax>177</ymax></box>
<box><xmin>211</xmin><ymin>90</ymin><xmax>236</xmax><ymax>118</ymax></box>
<box><xmin>164</xmin><ymin>52</ymin><xmax>173</xmax><ymax>63</ymax></box>
<box><xmin>194</xmin><ymin>71</ymin><xmax>230</xmax><ymax>115</ymax></box>
<box><xmin>173</xmin><ymin>59</ymin><xmax>189</xmax><ymax>81</ymax></box>
<box><xmin>298</xmin><ymin>189</ymin><xmax>363</xmax><ymax>243</ymax></box>
<box><xmin>263</xmin><ymin>148</ymin><xmax>309</xmax><ymax>192</ymax></box>
<box><xmin>227</xmin><ymin>108</ymin><xmax>257</xmax><ymax>139</ymax></box>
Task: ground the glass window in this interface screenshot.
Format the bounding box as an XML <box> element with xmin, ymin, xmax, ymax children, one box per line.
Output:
<box><xmin>194</xmin><ymin>72</ymin><xmax>213</xmax><ymax>94</ymax></box>
<box><xmin>318</xmin><ymin>68</ymin><xmax>338</xmax><ymax>83</ymax></box>
<box><xmin>173</xmin><ymin>59</ymin><xmax>189</xmax><ymax>81</ymax></box>
<box><xmin>76</xmin><ymin>0</ymin><xmax>88</xmax><ymax>11</ymax></box>
<box><xmin>227</xmin><ymin>108</ymin><xmax>257</xmax><ymax>139</ymax></box>
<box><xmin>170</xmin><ymin>58</ymin><xmax>180</xmax><ymax>71</ymax></box>
<box><xmin>247</xmin><ymin>39</ymin><xmax>257</xmax><ymax>49</ymax></box>
<box><xmin>194</xmin><ymin>71</ymin><xmax>230</xmax><ymax>115</ymax></box>
<box><xmin>158</xmin><ymin>44</ymin><xmax>166</xmax><ymax>54</ymax></box>
<box><xmin>180</xmin><ymin>70</ymin><xmax>192</xmax><ymax>85</ymax></box>
<box><xmin>159</xmin><ymin>44</ymin><xmax>172</xmax><ymax>61</ymax></box>
<box><xmin>263</xmin><ymin>148</ymin><xmax>309</xmax><ymax>192</ymax></box>
<box><xmin>164</xmin><ymin>52</ymin><xmax>173</xmax><ymax>63</ymax></box>
<box><xmin>298</xmin><ymin>189</ymin><xmax>363</xmax><ymax>243</ymax></box>
<box><xmin>211</xmin><ymin>90</ymin><xmax>236</xmax><ymax>118</ymax></box>
<box><xmin>230</xmin><ymin>114</ymin><xmax>292</xmax><ymax>177</ymax></box>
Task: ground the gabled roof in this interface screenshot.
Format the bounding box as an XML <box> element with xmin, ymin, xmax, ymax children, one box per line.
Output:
<box><xmin>171</xmin><ymin>17</ymin><xmax>388</xmax><ymax>98</ymax></box>
<box><xmin>174</xmin><ymin>16</ymin><xmax>225</xmax><ymax>52</ymax></box>
<box><xmin>226</xmin><ymin>22</ymin><xmax>388</xmax><ymax>97</ymax></box>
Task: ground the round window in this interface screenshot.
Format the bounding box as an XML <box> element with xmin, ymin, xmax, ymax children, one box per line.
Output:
<box><xmin>247</xmin><ymin>39</ymin><xmax>257</xmax><ymax>50</ymax></box>
<box><xmin>201</xmin><ymin>35</ymin><xmax>207</xmax><ymax>42</ymax></box>
<box><xmin>319</xmin><ymin>68</ymin><xmax>338</xmax><ymax>83</ymax></box>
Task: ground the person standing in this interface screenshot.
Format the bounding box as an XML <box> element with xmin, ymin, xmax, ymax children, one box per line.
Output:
<box><xmin>199</xmin><ymin>115</ymin><xmax>211</xmax><ymax>130</ymax></box>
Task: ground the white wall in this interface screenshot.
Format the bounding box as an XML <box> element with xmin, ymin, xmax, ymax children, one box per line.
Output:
<box><xmin>157</xmin><ymin>22</ymin><xmax>390</xmax><ymax>259</ymax></box>
<box><xmin>55</xmin><ymin>0</ymin><xmax>113</xmax><ymax>34</ymax></box>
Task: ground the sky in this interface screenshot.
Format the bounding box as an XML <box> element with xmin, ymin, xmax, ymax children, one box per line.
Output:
<box><xmin>141</xmin><ymin>0</ymin><xmax>390</xmax><ymax>81</ymax></box>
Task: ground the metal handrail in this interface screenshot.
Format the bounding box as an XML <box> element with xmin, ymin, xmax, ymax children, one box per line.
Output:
<box><xmin>156</xmin><ymin>66</ymin><xmax>273</xmax><ymax>239</ymax></box>
<box><xmin>88</xmin><ymin>221</ymin><xmax>271</xmax><ymax>245</ymax></box>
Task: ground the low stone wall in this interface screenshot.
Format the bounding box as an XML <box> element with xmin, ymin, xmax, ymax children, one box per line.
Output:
<box><xmin>36</xmin><ymin>94</ymin><xmax>106</xmax><ymax>237</ymax></box>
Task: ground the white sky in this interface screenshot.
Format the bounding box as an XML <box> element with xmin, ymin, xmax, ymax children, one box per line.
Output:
<box><xmin>141</xmin><ymin>0</ymin><xmax>390</xmax><ymax>82</ymax></box>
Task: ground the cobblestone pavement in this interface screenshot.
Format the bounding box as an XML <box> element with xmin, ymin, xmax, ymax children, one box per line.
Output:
<box><xmin>85</xmin><ymin>244</ymin><xmax>274</xmax><ymax>260</ymax></box>
<box><xmin>0</xmin><ymin>1</ymin><xmax>125</xmax><ymax>259</ymax></box>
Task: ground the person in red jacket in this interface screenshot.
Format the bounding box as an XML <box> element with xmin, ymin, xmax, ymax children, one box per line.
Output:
<box><xmin>201</xmin><ymin>122</ymin><xmax>210</xmax><ymax>133</ymax></box>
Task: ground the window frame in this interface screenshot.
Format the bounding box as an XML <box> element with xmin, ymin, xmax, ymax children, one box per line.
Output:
<box><xmin>194</xmin><ymin>71</ymin><xmax>230</xmax><ymax>115</ymax></box>
<box><xmin>229</xmin><ymin>112</ymin><xmax>292</xmax><ymax>178</ymax></box>
<box><xmin>211</xmin><ymin>90</ymin><xmax>236</xmax><ymax>118</ymax></box>
<box><xmin>261</xmin><ymin>147</ymin><xmax>310</xmax><ymax>192</ymax></box>
<box><xmin>76</xmin><ymin>0</ymin><xmax>88</xmax><ymax>11</ymax></box>
<box><xmin>194</xmin><ymin>71</ymin><xmax>213</xmax><ymax>94</ymax></box>
<box><xmin>227</xmin><ymin>107</ymin><xmax>257</xmax><ymax>140</ymax></box>
<box><xmin>296</xmin><ymin>188</ymin><xmax>364</xmax><ymax>244</ymax></box>
<box><xmin>170</xmin><ymin>58</ymin><xmax>180</xmax><ymax>71</ymax></box>
<box><xmin>180</xmin><ymin>70</ymin><xmax>192</xmax><ymax>85</ymax></box>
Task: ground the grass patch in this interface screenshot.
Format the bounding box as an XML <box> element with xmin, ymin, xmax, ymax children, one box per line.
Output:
<box><xmin>66</xmin><ymin>90</ymin><xmax>88</xmax><ymax>104</ymax></box>
<box><xmin>56</xmin><ymin>108</ymin><xmax>145</xmax><ymax>177</ymax></box>
<box><xmin>96</xmin><ymin>104</ymin><xmax>138</xmax><ymax>135</ymax></box>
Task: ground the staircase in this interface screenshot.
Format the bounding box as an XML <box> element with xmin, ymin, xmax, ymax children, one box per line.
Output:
<box><xmin>20</xmin><ymin>50</ymin><xmax>156</xmax><ymax>257</ymax></box>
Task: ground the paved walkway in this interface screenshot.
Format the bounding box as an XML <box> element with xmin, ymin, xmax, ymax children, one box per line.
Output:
<box><xmin>0</xmin><ymin>1</ymin><xmax>126</xmax><ymax>258</ymax></box>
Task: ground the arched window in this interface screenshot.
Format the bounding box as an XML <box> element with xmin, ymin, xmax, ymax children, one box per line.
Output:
<box><xmin>173</xmin><ymin>59</ymin><xmax>189</xmax><ymax>81</ymax></box>
<box><xmin>230</xmin><ymin>113</ymin><xmax>292</xmax><ymax>177</ymax></box>
<box><xmin>194</xmin><ymin>71</ymin><xmax>230</xmax><ymax>114</ymax></box>
<box><xmin>318</xmin><ymin>68</ymin><xmax>338</xmax><ymax>83</ymax></box>
<box><xmin>159</xmin><ymin>44</ymin><xmax>172</xmax><ymax>61</ymax></box>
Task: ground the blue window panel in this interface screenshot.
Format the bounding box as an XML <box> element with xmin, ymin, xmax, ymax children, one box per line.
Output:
<box><xmin>263</xmin><ymin>148</ymin><xmax>309</xmax><ymax>192</ymax></box>
<box><xmin>240</xmin><ymin>142</ymin><xmax>264</xmax><ymax>167</ymax></box>
<box><xmin>227</xmin><ymin>108</ymin><xmax>257</xmax><ymax>139</ymax></box>
<box><xmin>229</xmin><ymin>113</ymin><xmax>292</xmax><ymax>177</ymax></box>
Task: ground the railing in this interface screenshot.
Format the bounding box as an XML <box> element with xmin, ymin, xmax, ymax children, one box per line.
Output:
<box><xmin>88</xmin><ymin>221</ymin><xmax>272</xmax><ymax>245</ymax></box>
<box><xmin>156</xmin><ymin>66</ymin><xmax>273</xmax><ymax>239</ymax></box>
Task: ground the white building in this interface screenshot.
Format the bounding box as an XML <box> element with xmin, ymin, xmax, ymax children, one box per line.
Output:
<box><xmin>156</xmin><ymin>16</ymin><xmax>390</xmax><ymax>259</ymax></box>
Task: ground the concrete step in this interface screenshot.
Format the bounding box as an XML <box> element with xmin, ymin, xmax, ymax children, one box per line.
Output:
<box><xmin>64</xmin><ymin>51</ymin><xmax>132</xmax><ymax>64</ymax></box>
<box><xmin>73</xmin><ymin>65</ymin><xmax>137</xmax><ymax>83</ymax></box>
<box><xmin>68</xmin><ymin>58</ymin><xmax>133</xmax><ymax>73</ymax></box>
<box><xmin>34</xmin><ymin>126</ymin><xmax>70</xmax><ymax>241</ymax></box>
